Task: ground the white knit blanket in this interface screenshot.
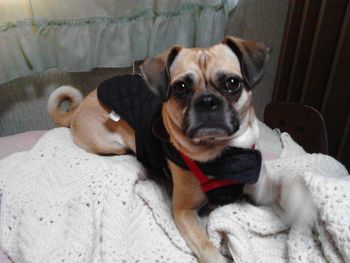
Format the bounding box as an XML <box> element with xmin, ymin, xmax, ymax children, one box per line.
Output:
<box><xmin>0</xmin><ymin>128</ymin><xmax>349</xmax><ymax>263</ymax></box>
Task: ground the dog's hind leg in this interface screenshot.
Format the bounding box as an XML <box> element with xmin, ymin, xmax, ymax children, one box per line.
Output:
<box><xmin>83</xmin><ymin>135</ymin><xmax>130</xmax><ymax>155</ymax></box>
<box><xmin>71</xmin><ymin>117</ymin><xmax>136</xmax><ymax>155</ymax></box>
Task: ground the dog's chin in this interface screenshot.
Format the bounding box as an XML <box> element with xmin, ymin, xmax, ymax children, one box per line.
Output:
<box><xmin>189</xmin><ymin>127</ymin><xmax>234</xmax><ymax>144</ymax></box>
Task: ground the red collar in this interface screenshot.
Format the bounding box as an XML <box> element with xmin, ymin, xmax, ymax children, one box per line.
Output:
<box><xmin>179</xmin><ymin>144</ymin><xmax>256</xmax><ymax>193</ymax></box>
<box><xmin>179</xmin><ymin>152</ymin><xmax>239</xmax><ymax>192</ymax></box>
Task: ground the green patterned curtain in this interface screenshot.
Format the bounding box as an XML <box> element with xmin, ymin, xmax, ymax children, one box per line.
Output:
<box><xmin>0</xmin><ymin>0</ymin><xmax>239</xmax><ymax>84</ymax></box>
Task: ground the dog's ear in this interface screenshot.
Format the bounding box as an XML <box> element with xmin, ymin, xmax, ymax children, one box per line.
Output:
<box><xmin>141</xmin><ymin>46</ymin><xmax>182</xmax><ymax>101</ymax></box>
<box><xmin>222</xmin><ymin>36</ymin><xmax>271</xmax><ymax>89</ymax></box>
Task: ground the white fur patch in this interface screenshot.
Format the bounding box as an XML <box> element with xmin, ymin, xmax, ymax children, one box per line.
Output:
<box><xmin>229</xmin><ymin>117</ymin><xmax>259</xmax><ymax>148</ymax></box>
<box><xmin>279</xmin><ymin>176</ymin><xmax>317</xmax><ymax>228</ymax></box>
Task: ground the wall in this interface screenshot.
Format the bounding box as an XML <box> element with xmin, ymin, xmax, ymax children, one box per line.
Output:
<box><xmin>0</xmin><ymin>0</ymin><xmax>289</xmax><ymax>136</ymax></box>
<box><xmin>0</xmin><ymin>67</ymin><xmax>135</xmax><ymax>136</ymax></box>
<box><xmin>226</xmin><ymin>0</ymin><xmax>289</xmax><ymax>119</ymax></box>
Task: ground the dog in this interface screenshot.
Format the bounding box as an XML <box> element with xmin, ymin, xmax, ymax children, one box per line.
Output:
<box><xmin>48</xmin><ymin>36</ymin><xmax>316</xmax><ymax>263</ymax></box>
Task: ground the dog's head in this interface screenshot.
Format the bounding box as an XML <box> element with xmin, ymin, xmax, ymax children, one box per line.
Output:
<box><xmin>141</xmin><ymin>36</ymin><xmax>270</xmax><ymax>151</ymax></box>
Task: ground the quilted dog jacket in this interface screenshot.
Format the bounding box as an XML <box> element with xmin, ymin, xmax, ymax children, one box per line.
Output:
<box><xmin>97</xmin><ymin>74</ymin><xmax>262</xmax><ymax>204</ymax></box>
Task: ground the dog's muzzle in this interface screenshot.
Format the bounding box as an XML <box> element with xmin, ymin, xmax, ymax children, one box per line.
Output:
<box><xmin>186</xmin><ymin>94</ymin><xmax>239</xmax><ymax>141</ymax></box>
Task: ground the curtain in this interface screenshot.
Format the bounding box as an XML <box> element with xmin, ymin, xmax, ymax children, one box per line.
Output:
<box><xmin>273</xmin><ymin>0</ymin><xmax>350</xmax><ymax>170</ymax></box>
<box><xmin>0</xmin><ymin>0</ymin><xmax>239</xmax><ymax>84</ymax></box>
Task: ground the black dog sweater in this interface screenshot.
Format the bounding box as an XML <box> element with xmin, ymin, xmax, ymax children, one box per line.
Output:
<box><xmin>97</xmin><ymin>74</ymin><xmax>262</xmax><ymax>204</ymax></box>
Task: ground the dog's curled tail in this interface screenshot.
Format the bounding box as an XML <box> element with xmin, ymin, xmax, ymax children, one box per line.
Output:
<box><xmin>47</xmin><ymin>85</ymin><xmax>83</xmax><ymax>127</ymax></box>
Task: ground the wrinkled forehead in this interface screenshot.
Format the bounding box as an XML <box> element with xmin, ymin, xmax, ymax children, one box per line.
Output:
<box><xmin>169</xmin><ymin>44</ymin><xmax>242</xmax><ymax>82</ymax></box>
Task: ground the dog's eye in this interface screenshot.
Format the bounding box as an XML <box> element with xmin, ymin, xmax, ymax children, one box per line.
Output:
<box><xmin>224</xmin><ymin>77</ymin><xmax>242</xmax><ymax>94</ymax></box>
<box><xmin>173</xmin><ymin>81</ymin><xmax>190</xmax><ymax>96</ymax></box>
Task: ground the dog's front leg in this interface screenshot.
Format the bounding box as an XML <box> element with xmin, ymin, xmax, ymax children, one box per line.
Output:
<box><xmin>244</xmin><ymin>163</ymin><xmax>317</xmax><ymax>228</ymax></box>
<box><xmin>168</xmin><ymin>161</ymin><xmax>228</xmax><ymax>263</ymax></box>
<box><xmin>244</xmin><ymin>163</ymin><xmax>281</xmax><ymax>206</ymax></box>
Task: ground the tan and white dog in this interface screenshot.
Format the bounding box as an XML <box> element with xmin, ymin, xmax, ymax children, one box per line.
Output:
<box><xmin>48</xmin><ymin>36</ymin><xmax>316</xmax><ymax>263</ymax></box>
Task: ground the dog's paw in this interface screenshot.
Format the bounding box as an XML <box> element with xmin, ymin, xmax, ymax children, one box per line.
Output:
<box><xmin>279</xmin><ymin>176</ymin><xmax>317</xmax><ymax>229</ymax></box>
<box><xmin>199</xmin><ymin>254</ymin><xmax>229</xmax><ymax>263</ymax></box>
<box><xmin>198</xmin><ymin>248</ymin><xmax>230</xmax><ymax>263</ymax></box>
<box><xmin>244</xmin><ymin>164</ymin><xmax>280</xmax><ymax>206</ymax></box>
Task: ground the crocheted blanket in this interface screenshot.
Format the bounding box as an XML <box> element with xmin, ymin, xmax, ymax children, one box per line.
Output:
<box><xmin>0</xmin><ymin>128</ymin><xmax>349</xmax><ymax>263</ymax></box>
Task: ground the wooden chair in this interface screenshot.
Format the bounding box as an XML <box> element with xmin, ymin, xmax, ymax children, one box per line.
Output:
<box><xmin>264</xmin><ymin>102</ymin><xmax>328</xmax><ymax>154</ymax></box>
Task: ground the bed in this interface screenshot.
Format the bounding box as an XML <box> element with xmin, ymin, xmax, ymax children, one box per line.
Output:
<box><xmin>0</xmin><ymin>120</ymin><xmax>349</xmax><ymax>263</ymax></box>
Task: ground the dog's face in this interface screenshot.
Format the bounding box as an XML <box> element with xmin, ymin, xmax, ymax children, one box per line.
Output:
<box><xmin>141</xmin><ymin>36</ymin><xmax>270</xmax><ymax>147</ymax></box>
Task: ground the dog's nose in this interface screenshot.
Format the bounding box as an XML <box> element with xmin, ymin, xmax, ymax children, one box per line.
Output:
<box><xmin>197</xmin><ymin>95</ymin><xmax>220</xmax><ymax>111</ymax></box>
